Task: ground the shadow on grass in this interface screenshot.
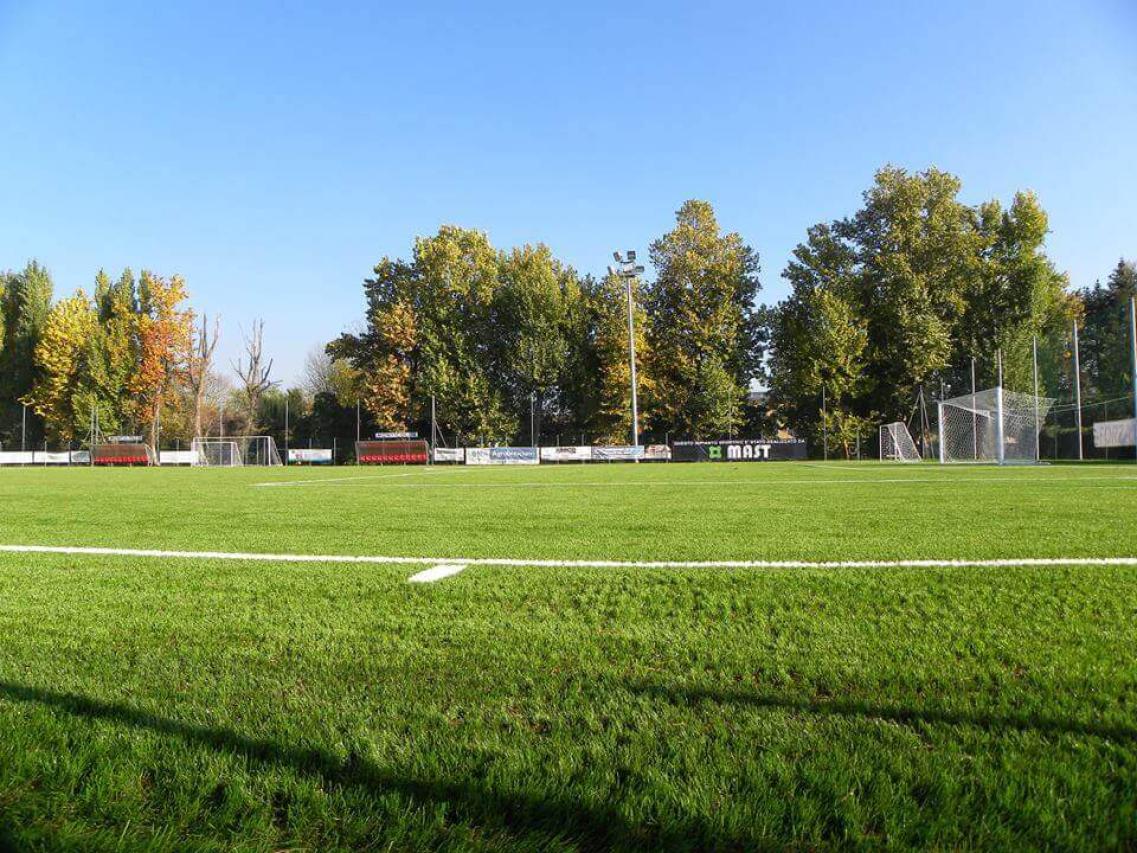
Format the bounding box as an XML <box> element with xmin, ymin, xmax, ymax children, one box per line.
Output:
<box><xmin>626</xmin><ymin>682</ymin><xmax>1137</xmax><ymax>742</ymax></box>
<box><xmin>0</xmin><ymin>680</ymin><xmax>736</xmax><ymax>850</ymax></box>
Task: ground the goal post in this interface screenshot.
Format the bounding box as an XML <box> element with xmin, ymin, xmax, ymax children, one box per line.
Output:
<box><xmin>938</xmin><ymin>387</ymin><xmax>1053</xmax><ymax>464</ymax></box>
<box><xmin>880</xmin><ymin>422</ymin><xmax>920</xmax><ymax>462</ymax></box>
<box><xmin>191</xmin><ymin>438</ymin><xmax>241</xmax><ymax>467</ymax></box>
<box><xmin>190</xmin><ymin>436</ymin><xmax>282</xmax><ymax>467</ymax></box>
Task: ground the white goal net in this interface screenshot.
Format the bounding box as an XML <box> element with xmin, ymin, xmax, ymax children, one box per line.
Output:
<box><xmin>938</xmin><ymin>387</ymin><xmax>1053</xmax><ymax>464</ymax></box>
<box><xmin>191</xmin><ymin>436</ymin><xmax>282</xmax><ymax>467</ymax></box>
<box><xmin>880</xmin><ymin>422</ymin><xmax>920</xmax><ymax>462</ymax></box>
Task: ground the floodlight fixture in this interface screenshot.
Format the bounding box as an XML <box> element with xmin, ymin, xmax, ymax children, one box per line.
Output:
<box><xmin>626</xmin><ymin>250</ymin><xmax>636</xmax><ymax>261</ymax></box>
<box><xmin>613</xmin><ymin>251</ymin><xmax>622</xmax><ymax>262</ymax></box>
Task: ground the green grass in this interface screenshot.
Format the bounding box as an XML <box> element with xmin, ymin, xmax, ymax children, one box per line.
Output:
<box><xmin>0</xmin><ymin>462</ymin><xmax>1135</xmax><ymax>849</ymax></box>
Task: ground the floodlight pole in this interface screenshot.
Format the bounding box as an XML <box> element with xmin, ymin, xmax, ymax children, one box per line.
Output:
<box><xmin>996</xmin><ymin>350</ymin><xmax>1005</xmax><ymax>465</ymax></box>
<box><xmin>529</xmin><ymin>392</ymin><xmax>536</xmax><ymax>447</ymax></box>
<box><xmin>21</xmin><ymin>403</ymin><xmax>27</xmax><ymax>452</ymax></box>
<box><xmin>937</xmin><ymin>401</ymin><xmax>946</xmax><ymax>464</ymax></box>
<box><xmin>612</xmin><ymin>251</ymin><xmax>645</xmax><ymax>448</ymax></box>
<box><xmin>970</xmin><ymin>358</ymin><xmax>977</xmax><ymax>461</ymax></box>
<box><xmin>1130</xmin><ymin>297</ymin><xmax>1137</xmax><ymax>458</ymax></box>
<box><xmin>284</xmin><ymin>396</ymin><xmax>289</xmax><ymax>465</ymax></box>
<box><xmin>821</xmin><ymin>385</ymin><xmax>828</xmax><ymax>461</ymax></box>
<box><xmin>1032</xmin><ymin>336</ymin><xmax>1040</xmax><ymax>462</ymax></box>
<box><xmin>1072</xmin><ymin>319</ymin><xmax>1084</xmax><ymax>460</ymax></box>
<box><xmin>356</xmin><ymin>400</ymin><xmax>361</xmax><ymax>443</ymax></box>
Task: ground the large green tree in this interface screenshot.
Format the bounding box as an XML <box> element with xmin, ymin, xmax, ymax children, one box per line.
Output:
<box><xmin>954</xmin><ymin>193</ymin><xmax>1073</xmax><ymax>394</ymax></box>
<box><xmin>767</xmin><ymin>168</ymin><xmax>1075</xmax><ymax>448</ymax></box>
<box><xmin>767</xmin><ymin>224</ymin><xmax>869</xmax><ymax>453</ymax></box>
<box><xmin>645</xmin><ymin>200</ymin><xmax>761</xmax><ymax>439</ymax></box>
<box><xmin>1078</xmin><ymin>259</ymin><xmax>1136</xmax><ymax>399</ymax></box>
<box><xmin>331</xmin><ymin>227</ymin><xmax>517</xmax><ymax>444</ymax></box>
<box><xmin>492</xmin><ymin>244</ymin><xmax>581</xmax><ymax>441</ymax></box>
<box><xmin>0</xmin><ymin>261</ymin><xmax>53</xmax><ymax>445</ymax></box>
<box><xmin>25</xmin><ymin>291</ymin><xmax>98</xmax><ymax>441</ymax></box>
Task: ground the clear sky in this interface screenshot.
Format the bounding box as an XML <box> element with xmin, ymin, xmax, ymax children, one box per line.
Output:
<box><xmin>2</xmin><ymin>1</ymin><xmax>1135</xmax><ymax>384</ymax></box>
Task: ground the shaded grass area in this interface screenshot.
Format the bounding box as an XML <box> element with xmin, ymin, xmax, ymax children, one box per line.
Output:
<box><xmin>0</xmin><ymin>552</ymin><xmax>1135</xmax><ymax>849</ymax></box>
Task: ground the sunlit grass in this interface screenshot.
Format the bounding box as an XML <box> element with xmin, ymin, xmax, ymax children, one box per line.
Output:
<box><xmin>0</xmin><ymin>462</ymin><xmax>1134</xmax><ymax>848</ymax></box>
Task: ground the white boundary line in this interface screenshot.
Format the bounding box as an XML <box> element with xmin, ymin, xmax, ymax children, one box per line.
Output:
<box><xmin>1</xmin><ymin>544</ymin><xmax>1135</xmax><ymax>570</ymax></box>
<box><xmin>252</xmin><ymin>473</ymin><xmax>1137</xmax><ymax>489</ymax></box>
<box><xmin>252</xmin><ymin>471</ymin><xmax>442</xmax><ymax>488</ymax></box>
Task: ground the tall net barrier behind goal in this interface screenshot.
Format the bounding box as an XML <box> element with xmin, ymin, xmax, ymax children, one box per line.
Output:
<box><xmin>880</xmin><ymin>422</ymin><xmax>920</xmax><ymax>462</ymax></box>
<box><xmin>356</xmin><ymin>440</ymin><xmax>429</xmax><ymax>464</ymax></box>
<box><xmin>938</xmin><ymin>387</ymin><xmax>1053</xmax><ymax>464</ymax></box>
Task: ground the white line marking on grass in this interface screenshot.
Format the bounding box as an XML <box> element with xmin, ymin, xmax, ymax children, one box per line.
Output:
<box><xmin>299</xmin><ymin>474</ymin><xmax>1137</xmax><ymax>489</ymax></box>
<box><xmin>407</xmin><ymin>564</ymin><xmax>467</xmax><ymax>583</ymax></box>
<box><xmin>1</xmin><ymin>544</ymin><xmax>1135</xmax><ymax>571</ymax></box>
<box><xmin>252</xmin><ymin>471</ymin><xmax>438</xmax><ymax>488</ymax></box>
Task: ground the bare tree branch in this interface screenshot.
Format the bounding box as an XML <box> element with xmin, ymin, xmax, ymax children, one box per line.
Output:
<box><xmin>188</xmin><ymin>314</ymin><xmax>220</xmax><ymax>438</ymax></box>
<box><xmin>232</xmin><ymin>319</ymin><xmax>276</xmax><ymax>430</ymax></box>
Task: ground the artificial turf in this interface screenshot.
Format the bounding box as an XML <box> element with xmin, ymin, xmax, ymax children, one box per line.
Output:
<box><xmin>0</xmin><ymin>462</ymin><xmax>1135</xmax><ymax>849</ymax></box>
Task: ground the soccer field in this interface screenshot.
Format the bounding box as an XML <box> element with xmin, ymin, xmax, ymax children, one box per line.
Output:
<box><xmin>1</xmin><ymin>462</ymin><xmax>1135</xmax><ymax>849</ymax></box>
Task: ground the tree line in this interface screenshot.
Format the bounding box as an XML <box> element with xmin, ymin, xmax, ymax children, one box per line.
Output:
<box><xmin>0</xmin><ymin>265</ymin><xmax>358</xmax><ymax>451</ymax></box>
<box><xmin>3</xmin><ymin>166</ymin><xmax>1133</xmax><ymax>454</ymax></box>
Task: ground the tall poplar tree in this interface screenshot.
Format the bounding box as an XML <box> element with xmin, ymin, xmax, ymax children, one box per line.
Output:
<box><xmin>645</xmin><ymin>200</ymin><xmax>761</xmax><ymax>439</ymax></box>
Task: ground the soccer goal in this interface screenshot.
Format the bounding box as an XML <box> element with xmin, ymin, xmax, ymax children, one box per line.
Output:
<box><xmin>191</xmin><ymin>438</ymin><xmax>241</xmax><ymax>467</ymax></box>
<box><xmin>938</xmin><ymin>387</ymin><xmax>1053</xmax><ymax>464</ymax></box>
<box><xmin>880</xmin><ymin>422</ymin><xmax>921</xmax><ymax>462</ymax></box>
<box><xmin>191</xmin><ymin>436</ymin><xmax>282</xmax><ymax>467</ymax></box>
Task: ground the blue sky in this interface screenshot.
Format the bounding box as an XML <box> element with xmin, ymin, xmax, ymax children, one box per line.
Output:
<box><xmin>1</xmin><ymin>1</ymin><xmax>1135</xmax><ymax>384</ymax></box>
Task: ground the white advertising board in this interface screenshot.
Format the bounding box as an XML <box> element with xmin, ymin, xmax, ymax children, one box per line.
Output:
<box><xmin>539</xmin><ymin>446</ymin><xmax>592</xmax><ymax>462</ymax></box>
<box><xmin>288</xmin><ymin>448</ymin><xmax>333</xmax><ymax>463</ymax></box>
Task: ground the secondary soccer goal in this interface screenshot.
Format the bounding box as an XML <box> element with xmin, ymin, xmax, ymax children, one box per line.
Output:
<box><xmin>191</xmin><ymin>436</ymin><xmax>282</xmax><ymax>467</ymax></box>
<box><xmin>938</xmin><ymin>387</ymin><xmax>1054</xmax><ymax>464</ymax></box>
<box><xmin>880</xmin><ymin>422</ymin><xmax>920</xmax><ymax>462</ymax></box>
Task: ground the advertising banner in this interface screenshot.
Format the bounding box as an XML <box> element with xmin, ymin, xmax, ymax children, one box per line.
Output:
<box><xmin>1093</xmin><ymin>417</ymin><xmax>1136</xmax><ymax>448</ymax></box>
<box><xmin>465</xmin><ymin>447</ymin><xmax>492</xmax><ymax>465</ymax></box>
<box><xmin>539</xmin><ymin>446</ymin><xmax>592</xmax><ymax>462</ymax></box>
<box><xmin>644</xmin><ymin>444</ymin><xmax>672</xmax><ymax>461</ymax></box>
<box><xmin>465</xmin><ymin>447</ymin><xmax>539</xmax><ymax>465</ymax></box>
<box><xmin>671</xmin><ymin>439</ymin><xmax>808</xmax><ymax>462</ymax></box>
<box><xmin>159</xmin><ymin>450</ymin><xmax>197</xmax><ymax>466</ymax></box>
<box><xmin>37</xmin><ymin>452</ymin><xmax>77</xmax><ymax>464</ymax></box>
<box><xmin>433</xmin><ymin>447</ymin><xmax>465</xmax><ymax>463</ymax></box>
<box><xmin>288</xmin><ymin>448</ymin><xmax>333</xmax><ymax>464</ymax></box>
<box><xmin>490</xmin><ymin>446</ymin><xmax>539</xmax><ymax>465</ymax></box>
<box><xmin>0</xmin><ymin>451</ymin><xmax>91</xmax><ymax>465</ymax></box>
<box><xmin>591</xmin><ymin>445</ymin><xmax>645</xmax><ymax>461</ymax></box>
<box><xmin>374</xmin><ymin>431</ymin><xmax>418</xmax><ymax>439</ymax></box>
